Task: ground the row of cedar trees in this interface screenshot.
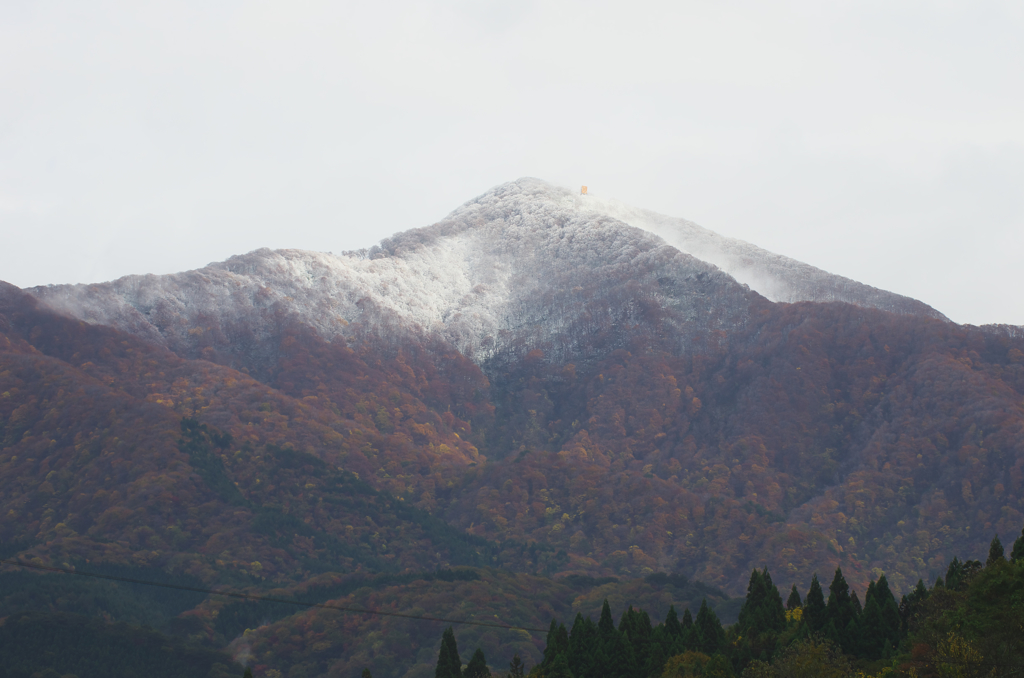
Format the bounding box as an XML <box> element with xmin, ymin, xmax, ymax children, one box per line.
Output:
<box><xmin>430</xmin><ymin>530</ymin><xmax>1024</xmax><ymax>678</ymax></box>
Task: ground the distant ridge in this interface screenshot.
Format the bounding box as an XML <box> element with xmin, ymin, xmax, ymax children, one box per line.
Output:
<box><xmin>576</xmin><ymin>189</ymin><xmax>947</xmax><ymax>320</ymax></box>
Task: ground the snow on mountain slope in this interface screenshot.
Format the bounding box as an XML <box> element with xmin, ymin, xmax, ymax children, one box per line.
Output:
<box><xmin>26</xmin><ymin>178</ymin><xmax>943</xmax><ymax>368</ymax></box>
<box><xmin>577</xmin><ymin>193</ymin><xmax>948</xmax><ymax>320</ymax></box>
<box><xmin>28</xmin><ymin>179</ymin><xmax>754</xmax><ymax>366</ymax></box>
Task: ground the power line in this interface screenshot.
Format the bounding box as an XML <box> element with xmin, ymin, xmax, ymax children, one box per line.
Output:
<box><xmin>0</xmin><ymin>558</ymin><xmax>548</xmax><ymax>633</ymax></box>
<box><xmin>5</xmin><ymin>558</ymin><xmax>1022</xmax><ymax>674</ymax></box>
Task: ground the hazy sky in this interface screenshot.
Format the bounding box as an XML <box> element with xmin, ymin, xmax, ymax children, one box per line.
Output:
<box><xmin>2</xmin><ymin>1</ymin><xmax>1022</xmax><ymax>325</ymax></box>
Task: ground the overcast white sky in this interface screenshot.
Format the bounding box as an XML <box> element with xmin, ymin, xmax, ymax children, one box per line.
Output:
<box><xmin>1</xmin><ymin>1</ymin><xmax>1022</xmax><ymax>325</ymax></box>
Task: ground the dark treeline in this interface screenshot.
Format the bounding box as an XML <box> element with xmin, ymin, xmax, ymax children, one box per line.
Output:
<box><xmin>0</xmin><ymin>611</ymin><xmax>242</xmax><ymax>678</ymax></box>
<box><xmin>433</xmin><ymin>527</ymin><xmax>1024</xmax><ymax>678</ymax></box>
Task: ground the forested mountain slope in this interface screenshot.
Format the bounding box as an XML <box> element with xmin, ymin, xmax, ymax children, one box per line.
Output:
<box><xmin>2</xmin><ymin>179</ymin><xmax>1022</xmax><ymax>677</ymax></box>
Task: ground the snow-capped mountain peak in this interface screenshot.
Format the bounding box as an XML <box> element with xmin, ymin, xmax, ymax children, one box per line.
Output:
<box><xmin>27</xmin><ymin>178</ymin><xmax>944</xmax><ymax>370</ymax></box>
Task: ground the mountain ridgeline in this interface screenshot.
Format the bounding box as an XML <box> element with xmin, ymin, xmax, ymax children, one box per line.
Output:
<box><xmin>1</xmin><ymin>178</ymin><xmax>1023</xmax><ymax>677</ymax></box>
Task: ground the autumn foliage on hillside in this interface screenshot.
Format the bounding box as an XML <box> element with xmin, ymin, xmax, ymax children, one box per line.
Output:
<box><xmin>449</xmin><ymin>302</ymin><xmax>1024</xmax><ymax>592</ymax></box>
<box><xmin>0</xmin><ymin>282</ymin><xmax>497</xmax><ymax>588</ymax></box>
<box><xmin>2</xmin><ymin>271</ymin><xmax>1024</xmax><ymax>677</ymax></box>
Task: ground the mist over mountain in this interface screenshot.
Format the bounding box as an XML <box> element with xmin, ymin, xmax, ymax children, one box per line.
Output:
<box><xmin>3</xmin><ymin>179</ymin><xmax>1023</xmax><ymax>677</ymax></box>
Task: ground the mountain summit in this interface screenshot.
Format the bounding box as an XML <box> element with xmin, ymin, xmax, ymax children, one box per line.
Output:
<box><xmin>29</xmin><ymin>179</ymin><xmax>943</xmax><ymax>371</ymax></box>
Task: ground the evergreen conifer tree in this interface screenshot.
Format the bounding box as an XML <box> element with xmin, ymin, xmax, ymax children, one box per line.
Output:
<box><xmin>542</xmin><ymin>619</ymin><xmax>559</xmax><ymax>666</ymax></box>
<box><xmin>859</xmin><ymin>583</ymin><xmax>881</xmax><ymax>659</ymax></box>
<box><xmin>738</xmin><ymin>569</ymin><xmax>767</xmax><ymax>635</ymax></box>
<box><xmin>824</xmin><ymin>568</ymin><xmax>858</xmax><ymax>652</ymax></box>
<box><xmin>946</xmin><ymin>557</ymin><xmax>963</xmax><ymax>588</ymax></box>
<box><xmin>629</xmin><ymin>609</ymin><xmax>653</xmax><ymax>666</ymax></box>
<box><xmin>464</xmin><ymin>648</ymin><xmax>488</xmax><ymax>678</ymax></box>
<box><xmin>875</xmin><ymin>576</ymin><xmax>901</xmax><ymax>656</ymax></box>
<box><xmin>1011</xmin><ymin>527</ymin><xmax>1024</xmax><ymax>562</ymax></box>
<box><xmin>786</xmin><ymin>585</ymin><xmax>802</xmax><ymax>610</ymax></box>
<box><xmin>664</xmin><ymin>605</ymin><xmax>683</xmax><ymax>642</ymax></box>
<box><xmin>435</xmin><ymin>627</ymin><xmax>462</xmax><ymax>678</ymax></box>
<box><xmin>694</xmin><ymin>599</ymin><xmax>726</xmax><ymax>656</ymax></box>
<box><xmin>598</xmin><ymin>599</ymin><xmax>616</xmax><ymax>640</ymax></box>
<box><xmin>616</xmin><ymin>606</ymin><xmax>646</xmax><ymax>669</ymax></box>
<box><xmin>548</xmin><ymin>653</ymin><xmax>574</xmax><ymax>678</ymax></box>
<box><xmin>679</xmin><ymin>607</ymin><xmax>696</xmax><ymax>654</ymax></box>
<box><xmin>508</xmin><ymin>655</ymin><xmax>525</xmax><ymax>678</ymax></box>
<box><xmin>846</xmin><ymin>588</ymin><xmax>863</xmax><ymax>656</ymax></box>
<box><xmin>858</xmin><ymin>575</ymin><xmax>901</xmax><ymax>660</ymax></box>
<box><xmin>987</xmin><ymin>535</ymin><xmax>1005</xmax><ymax>566</ymax></box>
<box><xmin>898</xmin><ymin>579</ymin><xmax>929</xmax><ymax>637</ymax></box>
<box><xmin>646</xmin><ymin>638</ymin><xmax>668</xmax><ymax>678</ymax></box>
<box><xmin>541</xmin><ymin>622</ymin><xmax>570</xmax><ymax>670</ymax></box>
<box><xmin>589</xmin><ymin>640</ymin><xmax>610</xmax><ymax>678</ymax></box>
<box><xmin>597</xmin><ymin>599</ymin><xmax>619</xmax><ymax>662</ymax></box>
<box><xmin>243</xmin><ymin>669</ymin><xmax>253</xmax><ymax>678</ymax></box>
<box><xmin>606</xmin><ymin>629</ymin><xmax>638</xmax><ymax>678</ymax></box>
<box><xmin>944</xmin><ymin>557</ymin><xmax>982</xmax><ymax>590</ymax></box>
<box><xmin>568</xmin><ymin>613</ymin><xmax>596</xmax><ymax>678</ymax></box>
<box><xmin>362</xmin><ymin>670</ymin><xmax>372</xmax><ymax>678</ymax></box>
<box><xmin>823</xmin><ymin>620</ymin><xmax>841</xmax><ymax>648</ymax></box>
<box><xmin>761</xmin><ymin>569</ymin><xmax>787</xmax><ymax>633</ymax></box>
<box><xmin>803</xmin><ymin>574</ymin><xmax>827</xmax><ymax>634</ymax></box>
<box><xmin>736</xmin><ymin>567</ymin><xmax>786</xmax><ymax>663</ymax></box>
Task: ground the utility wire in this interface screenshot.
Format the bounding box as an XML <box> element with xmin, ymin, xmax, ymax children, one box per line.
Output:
<box><xmin>4</xmin><ymin>558</ymin><xmax>1022</xmax><ymax>673</ymax></box>
<box><xmin>0</xmin><ymin>558</ymin><xmax>547</xmax><ymax>633</ymax></box>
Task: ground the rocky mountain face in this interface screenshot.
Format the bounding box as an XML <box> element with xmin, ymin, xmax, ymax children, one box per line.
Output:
<box><xmin>3</xmin><ymin>178</ymin><xmax>1023</xmax><ymax>677</ymax></box>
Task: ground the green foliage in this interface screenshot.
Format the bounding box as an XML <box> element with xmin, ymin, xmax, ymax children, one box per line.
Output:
<box><xmin>743</xmin><ymin>637</ymin><xmax>853</xmax><ymax>678</ymax></box>
<box><xmin>737</xmin><ymin>568</ymin><xmax>786</xmax><ymax>637</ymax></box>
<box><xmin>567</xmin><ymin>614</ymin><xmax>597</xmax><ymax>678</ymax></box>
<box><xmin>435</xmin><ymin>626</ymin><xmax>462</xmax><ymax>678</ymax></box>
<box><xmin>822</xmin><ymin>568</ymin><xmax>858</xmax><ymax>653</ymax></box>
<box><xmin>694</xmin><ymin>599</ymin><xmax>726</xmax><ymax>657</ymax></box>
<box><xmin>540</xmin><ymin>620</ymin><xmax>570</xmax><ymax>671</ymax></box>
<box><xmin>944</xmin><ymin>557</ymin><xmax>984</xmax><ymax>592</ymax></box>
<box><xmin>785</xmin><ymin>585</ymin><xmax>801</xmax><ymax>611</ymax></box>
<box><xmin>605</xmin><ymin>628</ymin><xmax>639</xmax><ymax>678</ymax></box>
<box><xmin>599</xmin><ymin>599</ymin><xmax>616</xmax><ymax>638</ymax></box>
<box><xmin>465</xmin><ymin>648</ymin><xmax>489</xmax><ymax>678</ymax></box>
<box><xmin>986</xmin><ymin>535</ymin><xmax>1005</xmax><ymax>566</ymax></box>
<box><xmin>1011</xmin><ymin>528</ymin><xmax>1024</xmax><ymax>563</ymax></box>
<box><xmin>662</xmin><ymin>651</ymin><xmax>710</xmax><ymax>678</ymax></box>
<box><xmin>857</xmin><ymin>576</ymin><xmax>900</xmax><ymax>660</ymax></box>
<box><xmin>802</xmin><ymin>575</ymin><xmax>826</xmax><ymax>635</ymax></box>
<box><xmin>528</xmin><ymin>535</ymin><xmax>1024</xmax><ymax>678</ymax></box>
<box><xmin>897</xmin><ymin>551</ymin><xmax>1024</xmax><ymax>677</ymax></box>
<box><xmin>735</xmin><ymin>568</ymin><xmax>786</xmax><ymax>664</ymax></box>
<box><xmin>703</xmin><ymin>654</ymin><xmax>735</xmax><ymax>678</ymax></box>
<box><xmin>508</xmin><ymin>654</ymin><xmax>526</xmax><ymax>678</ymax></box>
